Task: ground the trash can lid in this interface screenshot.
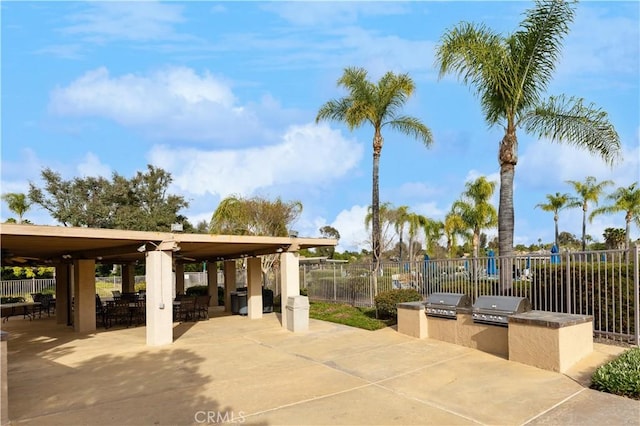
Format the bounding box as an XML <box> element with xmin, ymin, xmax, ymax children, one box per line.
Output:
<box><xmin>286</xmin><ymin>295</ymin><xmax>309</xmax><ymax>308</ymax></box>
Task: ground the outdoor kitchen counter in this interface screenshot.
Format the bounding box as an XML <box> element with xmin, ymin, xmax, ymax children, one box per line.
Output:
<box><xmin>508</xmin><ymin>310</ymin><xmax>594</xmax><ymax>373</ymax></box>
<box><xmin>509</xmin><ymin>310</ymin><xmax>593</xmax><ymax>328</ymax></box>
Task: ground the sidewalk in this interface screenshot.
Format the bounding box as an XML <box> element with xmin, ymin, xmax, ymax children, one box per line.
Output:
<box><xmin>3</xmin><ymin>313</ymin><xmax>638</xmax><ymax>425</ymax></box>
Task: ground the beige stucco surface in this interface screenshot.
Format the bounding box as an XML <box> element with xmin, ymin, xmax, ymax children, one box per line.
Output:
<box><xmin>509</xmin><ymin>321</ymin><xmax>593</xmax><ymax>373</ymax></box>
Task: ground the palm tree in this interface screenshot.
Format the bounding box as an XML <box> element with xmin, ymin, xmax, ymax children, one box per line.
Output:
<box><xmin>567</xmin><ymin>176</ymin><xmax>613</xmax><ymax>251</ymax></box>
<box><xmin>535</xmin><ymin>192</ymin><xmax>571</xmax><ymax>249</ymax></box>
<box><xmin>444</xmin><ymin>210</ymin><xmax>469</xmax><ymax>258</ymax></box>
<box><xmin>317</xmin><ymin>67</ymin><xmax>433</xmax><ymax>294</ymax></box>
<box><xmin>364</xmin><ymin>202</ymin><xmax>397</xmax><ymax>257</ymax></box>
<box><xmin>392</xmin><ymin>205</ymin><xmax>410</xmax><ymax>262</ymax></box>
<box><xmin>406</xmin><ymin>212</ymin><xmax>428</xmax><ymax>262</ymax></box>
<box><xmin>436</xmin><ymin>0</ymin><xmax>620</xmax><ymax>288</ymax></box>
<box><xmin>451</xmin><ymin>177</ymin><xmax>498</xmax><ymax>259</ymax></box>
<box><xmin>2</xmin><ymin>193</ymin><xmax>31</xmax><ymax>224</ymax></box>
<box><xmin>422</xmin><ymin>217</ymin><xmax>444</xmax><ymax>258</ymax></box>
<box><xmin>590</xmin><ymin>182</ymin><xmax>640</xmax><ymax>250</ymax></box>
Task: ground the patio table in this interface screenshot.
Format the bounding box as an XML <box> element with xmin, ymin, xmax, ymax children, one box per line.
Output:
<box><xmin>1</xmin><ymin>302</ymin><xmax>41</xmax><ymax>322</ymax></box>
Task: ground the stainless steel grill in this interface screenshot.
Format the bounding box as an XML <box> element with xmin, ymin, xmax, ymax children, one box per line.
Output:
<box><xmin>472</xmin><ymin>296</ymin><xmax>531</xmax><ymax>326</ymax></box>
<box><xmin>425</xmin><ymin>292</ymin><xmax>471</xmax><ymax>319</ymax></box>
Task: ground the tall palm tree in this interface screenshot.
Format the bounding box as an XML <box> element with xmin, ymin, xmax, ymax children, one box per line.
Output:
<box><xmin>590</xmin><ymin>182</ymin><xmax>640</xmax><ymax>250</ymax></box>
<box><xmin>317</xmin><ymin>67</ymin><xmax>433</xmax><ymax>294</ymax></box>
<box><xmin>567</xmin><ymin>176</ymin><xmax>613</xmax><ymax>251</ymax></box>
<box><xmin>392</xmin><ymin>205</ymin><xmax>410</xmax><ymax>262</ymax></box>
<box><xmin>451</xmin><ymin>177</ymin><xmax>498</xmax><ymax>259</ymax></box>
<box><xmin>2</xmin><ymin>193</ymin><xmax>31</xmax><ymax>224</ymax></box>
<box><xmin>535</xmin><ymin>192</ymin><xmax>571</xmax><ymax>249</ymax></box>
<box><xmin>436</xmin><ymin>0</ymin><xmax>620</xmax><ymax>288</ymax></box>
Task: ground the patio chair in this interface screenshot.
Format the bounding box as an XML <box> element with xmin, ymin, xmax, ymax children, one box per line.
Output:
<box><xmin>175</xmin><ymin>296</ymin><xmax>196</xmax><ymax>322</ymax></box>
<box><xmin>96</xmin><ymin>294</ymin><xmax>108</xmax><ymax>328</ymax></box>
<box><xmin>130</xmin><ymin>299</ymin><xmax>146</xmax><ymax>326</ymax></box>
<box><xmin>195</xmin><ymin>295</ymin><xmax>211</xmax><ymax>320</ymax></box>
<box><xmin>112</xmin><ymin>290</ymin><xmax>122</xmax><ymax>301</ymax></box>
<box><xmin>30</xmin><ymin>293</ymin><xmax>44</xmax><ymax>318</ymax></box>
<box><xmin>105</xmin><ymin>299</ymin><xmax>132</xmax><ymax>328</ymax></box>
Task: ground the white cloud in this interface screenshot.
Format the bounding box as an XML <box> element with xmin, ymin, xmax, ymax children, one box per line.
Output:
<box><xmin>77</xmin><ymin>152</ymin><xmax>111</xmax><ymax>178</ymax></box>
<box><xmin>49</xmin><ymin>66</ymin><xmax>275</xmax><ymax>146</ymax></box>
<box><xmin>518</xmin><ymin>140</ymin><xmax>639</xmax><ymax>190</ymax></box>
<box><xmin>558</xmin><ymin>5</ymin><xmax>639</xmax><ymax>81</ymax></box>
<box><xmin>148</xmin><ymin>123</ymin><xmax>363</xmax><ymax>198</ymax></box>
<box><xmin>329</xmin><ymin>205</ymin><xmax>369</xmax><ymax>252</ymax></box>
<box><xmin>61</xmin><ymin>2</ymin><xmax>188</xmax><ymax>43</ymax></box>
<box><xmin>262</xmin><ymin>2</ymin><xmax>408</xmax><ymax>27</ymax></box>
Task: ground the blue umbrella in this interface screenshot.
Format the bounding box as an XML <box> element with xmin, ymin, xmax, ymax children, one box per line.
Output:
<box><xmin>487</xmin><ymin>250</ymin><xmax>497</xmax><ymax>275</ymax></box>
<box><xmin>550</xmin><ymin>244</ymin><xmax>560</xmax><ymax>264</ymax></box>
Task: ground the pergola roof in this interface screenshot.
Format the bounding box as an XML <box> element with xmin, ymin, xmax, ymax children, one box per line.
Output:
<box><xmin>0</xmin><ymin>224</ymin><xmax>337</xmax><ymax>266</ymax></box>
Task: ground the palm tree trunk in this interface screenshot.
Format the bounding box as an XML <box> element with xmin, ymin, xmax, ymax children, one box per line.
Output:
<box><xmin>581</xmin><ymin>206</ymin><xmax>587</xmax><ymax>251</ymax></box>
<box><xmin>498</xmin><ymin>131</ymin><xmax>517</xmax><ymax>292</ymax></box>
<box><xmin>554</xmin><ymin>214</ymin><xmax>559</xmax><ymax>248</ymax></box>
<box><xmin>371</xmin><ymin>130</ymin><xmax>383</xmax><ymax>296</ymax></box>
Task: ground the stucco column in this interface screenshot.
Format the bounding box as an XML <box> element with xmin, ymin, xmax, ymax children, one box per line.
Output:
<box><xmin>55</xmin><ymin>263</ymin><xmax>71</xmax><ymax>325</ymax></box>
<box><xmin>73</xmin><ymin>259</ymin><xmax>96</xmax><ymax>333</ymax></box>
<box><xmin>247</xmin><ymin>257</ymin><xmax>263</xmax><ymax>319</ymax></box>
<box><xmin>207</xmin><ymin>261</ymin><xmax>219</xmax><ymax>305</ymax></box>
<box><xmin>145</xmin><ymin>250</ymin><xmax>174</xmax><ymax>346</ymax></box>
<box><xmin>175</xmin><ymin>262</ymin><xmax>185</xmax><ymax>295</ymax></box>
<box><xmin>0</xmin><ymin>331</ymin><xmax>7</xmax><ymax>426</ymax></box>
<box><xmin>122</xmin><ymin>263</ymin><xmax>136</xmax><ymax>293</ymax></box>
<box><xmin>280</xmin><ymin>252</ymin><xmax>300</xmax><ymax>330</ymax></box>
<box><xmin>223</xmin><ymin>260</ymin><xmax>236</xmax><ymax>313</ymax></box>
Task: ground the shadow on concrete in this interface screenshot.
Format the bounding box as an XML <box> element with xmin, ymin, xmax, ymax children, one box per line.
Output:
<box><xmin>4</xmin><ymin>317</ymin><xmax>268</xmax><ymax>425</ymax></box>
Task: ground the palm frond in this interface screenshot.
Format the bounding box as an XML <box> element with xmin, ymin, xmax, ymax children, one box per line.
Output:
<box><xmin>521</xmin><ymin>95</ymin><xmax>621</xmax><ymax>165</ymax></box>
<box><xmin>511</xmin><ymin>0</ymin><xmax>576</xmax><ymax>111</ymax></box>
<box><xmin>316</xmin><ymin>99</ymin><xmax>350</xmax><ymax>124</ymax></box>
<box><xmin>386</xmin><ymin>116</ymin><xmax>434</xmax><ymax>147</ymax></box>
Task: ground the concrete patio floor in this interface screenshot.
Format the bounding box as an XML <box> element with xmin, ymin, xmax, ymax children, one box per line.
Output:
<box><xmin>2</xmin><ymin>312</ymin><xmax>638</xmax><ymax>425</ymax></box>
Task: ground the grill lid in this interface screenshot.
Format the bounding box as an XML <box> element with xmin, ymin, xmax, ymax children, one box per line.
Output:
<box><xmin>425</xmin><ymin>292</ymin><xmax>471</xmax><ymax>318</ymax></box>
<box><xmin>472</xmin><ymin>296</ymin><xmax>531</xmax><ymax>325</ymax></box>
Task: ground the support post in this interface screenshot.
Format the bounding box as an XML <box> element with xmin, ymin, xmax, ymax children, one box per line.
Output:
<box><xmin>122</xmin><ymin>263</ymin><xmax>136</xmax><ymax>293</ymax></box>
<box><xmin>55</xmin><ymin>263</ymin><xmax>71</xmax><ymax>325</ymax></box>
<box><xmin>247</xmin><ymin>257</ymin><xmax>263</xmax><ymax>319</ymax></box>
<box><xmin>207</xmin><ymin>261</ymin><xmax>219</xmax><ymax>305</ymax></box>
<box><xmin>280</xmin><ymin>252</ymin><xmax>300</xmax><ymax>330</ymax></box>
<box><xmin>175</xmin><ymin>262</ymin><xmax>185</xmax><ymax>296</ymax></box>
<box><xmin>146</xmin><ymin>250</ymin><xmax>174</xmax><ymax>346</ymax></box>
<box><xmin>73</xmin><ymin>259</ymin><xmax>96</xmax><ymax>333</ymax></box>
<box><xmin>223</xmin><ymin>261</ymin><xmax>236</xmax><ymax>313</ymax></box>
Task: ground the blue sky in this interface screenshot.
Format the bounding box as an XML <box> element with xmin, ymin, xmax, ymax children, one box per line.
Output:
<box><xmin>2</xmin><ymin>1</ymin><xmax>639</xmax><ymax>252</ymax></box>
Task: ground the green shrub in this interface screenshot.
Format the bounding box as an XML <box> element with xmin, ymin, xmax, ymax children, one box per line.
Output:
<box><xmin>186</xmin><ymin>285</ymin><xmax>209</xmax><ymax>296</ymax></box>
<box><xmin>374</xmin><ymin>289</ymin><xmax>422</xmax><ymax>319</ymax></box>
<box><xmin>591</xmin><ymin>348</ymin><xmax>640</xmax><ymax>399</ymax></box>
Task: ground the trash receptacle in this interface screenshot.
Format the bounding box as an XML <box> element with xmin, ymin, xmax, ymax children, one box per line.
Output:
<box><xmin>231</xmin><ymin>292</ymin><xmax>248</xmax><ymax>315</ymax></box>
<box><xmin>286</xmin><ymin>295</ymin><xmax>309</xmax><ymax>332</ymax></box>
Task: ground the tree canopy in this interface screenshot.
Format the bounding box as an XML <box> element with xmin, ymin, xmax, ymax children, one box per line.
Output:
<box><xmin>28</xmin><ymin>165</ymin><xmax>188</xmax><ymax>231</ymax></box>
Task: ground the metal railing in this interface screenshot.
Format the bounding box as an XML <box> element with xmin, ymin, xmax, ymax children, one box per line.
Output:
<box><xmin>301</xmin><ymin>246</ymin><xmax>639</xmax><ymax>346</ymax></box>
<box><xmin>0</xmin><ymin>278</ymin><xmax>56</xmax><ymax>298</ymax></box>
<box><xmin>3</xmin><ymin>247</ymin><xmax>637</xmax><ymax>345</ymax></box>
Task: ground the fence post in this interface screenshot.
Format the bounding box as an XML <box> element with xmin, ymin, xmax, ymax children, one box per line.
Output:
<box><xmin>634</xmin><ymin>244</ymin><xmax>639</xmax><ymax>347</ymax></box>
<box><xmin>565</xmin><ymin>249</ymin><xmax>572</xmax><ymax>314</ymax></box>
<box><xmin>333</xmin><ymin>264</ymin><xmax>337</xmax><ymax>302</ymax></box>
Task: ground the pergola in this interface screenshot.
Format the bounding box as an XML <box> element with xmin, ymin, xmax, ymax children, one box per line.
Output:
<box><xmin>0</xmin><ymin>223</ymin><xmax>337</xmax><ymax>345</ymax></box>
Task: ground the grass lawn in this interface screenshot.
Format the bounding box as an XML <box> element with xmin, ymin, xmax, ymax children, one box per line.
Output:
<box><xmin>309</xmin><ymin>301</ymin><xmax>394</xmax><ymax>330</ymax></box>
